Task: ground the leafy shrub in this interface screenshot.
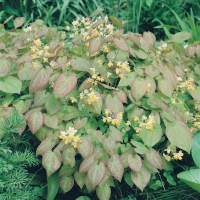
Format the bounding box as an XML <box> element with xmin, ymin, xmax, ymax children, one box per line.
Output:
<box><xmin>0</xmin><ymin>9</ymin><xmax>200</xmax><ymax>199</ymax></box>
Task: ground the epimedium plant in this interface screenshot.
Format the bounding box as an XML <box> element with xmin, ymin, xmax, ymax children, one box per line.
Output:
<box><xmin>0</xmin><ymin>9</ymin><xmax>200</xmax><ymax>200</ymax></box>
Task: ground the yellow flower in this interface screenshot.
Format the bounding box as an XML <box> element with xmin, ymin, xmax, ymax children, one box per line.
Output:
<box><xmin>116</xmin><ymin>62</ymin><xmax>121</xmax><ymax>67</ymax></box>
<box><xmin>107</xmin><ymin>117</ymin><xmax>111</xmax><ymax>123</ymax></box>
<box><xmin>87</xmin><ymin>78</ymin><xmax>93</xmax><ymax>83</ymax></box>
<box><xmin>44</xmin><ymin>45</ymin><xmax>49</xmax><ymax>51</ymax></box>
<box><xmin>33</xmin><ymin>39</ymin><xmax>42</xmax><ymax>47</ymax></box>
<box><xmin>126</xmin><ymin>121</ymin><xmax>131</xmax><ymax>126</ymax></box>
<box><xmin>105</xmin><ymin>109</ymin><xmax>110</xmax><ymax>116</ymax></box>
<box><xmin>3</xmin><ymin>103</ymin><xmax>9</xmax><ymax>108</ymax></box>
<box><xmin>108</xmin><ymin>61</ymin><xmax>113</xmax><ymax>68</ymax></box>
<box><xmin>30</xmin><ymin>46</ymin><xmax>37</xmax><ymax>53</ymax></box>
<box><xmin>133</xmin><ymin>116</ymin><xmax>139</xmax><ymax>121</ymax></box>
<box><xmin>117</xmin><ymin>112</ymin><xmax>123</xmax><ymax>121</ymax></box>
<box><xmin>135</xmin><ymin>128</ymin><xmax>141</xmax><ymax>133</ymax></box>
<box><xmin>163</xmin><ymin>154</ymin><xmax>171</xmax><ymax>162</ymax></box>
<box><xmin>43</xmin><ymin>57</ymin><xmax>48</xmax><ymax>63</ymax></box>
<box><xmin>103</xmin><ymin>117</ymin><xmax>107</xmax><ymax>122</ymax></box>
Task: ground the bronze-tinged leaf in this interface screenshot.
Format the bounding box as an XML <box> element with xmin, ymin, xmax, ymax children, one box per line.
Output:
<box><xmin>74</xmin><ymin>117</ymin><xmax>88</xmax><ymax>130</ymax></box>
<box><xmin>196</xmin><ymin>45</ymin><xmax>200</xmax><ymax>57</ymax></box>
<box><xmin>158</xmin><ymin>78</ymin><xmax>173</xmax><ymax>98</ymax></box>
<box><xmin>113</xmin><ymin>90</ymin><xmax>127</xmax><ymax>103</ymax></box>
<box><xmin>145</xmin><ymin>148</ymin><xmax>162</xmax><ymax>170</ymax></box>
<box><xmin>14</xmin><ymin>17</ymin><xmax>25</xmax><ymax>28</ymax></box>
<box><xmin>17</xmin><ymin>52</ymin><xmax>32</xmax><ymax>64</ymax></box>
<box><xmin>143</xmin><ymin>31</ymin><xmax>156</xmax><ymax>48</ymax></box>
<box><xmin>43</xmin><ymin>114</ymin><xmax>58</xmax><ymax>129</ymax></box>
<box><xmin>48</xmin><ymin>38</ymin><xmax>59</xmax><ymax>53</ymax></box>
<box><xmin>109</xmin><ymin>16</ymin><xmax>123</xmax><ymax>29</ymax></box>
<box><xmin>131</xmin><ymin>164</ymin><xmax>151</xmax><ymax>191</ymax></box>
<box><xmin>89</xmin><ymin>36</ymin><xmax>102</xmax><ymax>55</ymax></box>
<box><xmin>127</xmin><ymin>154</ymin><xmax>142</xmax><ymax>172</ymax></box>
<box><xmin>185</xmin><ymin>46</ymin><xmax>195</xmax><ymax>57</ymax></box>
<box><xmin>70</xmin><ymin>57</ymin><xmax>91</xmax><ymax>72</ymax></box>
<box><xmin>29</xmin><ymin>67</ymin><xmax>51</xmax><ymax>94</ymax></box>
<box><xmin>79</xmin><ymin>79</ymin><xmax>93</xmax><ymax>91</ymax></box>
<box><xmin>34</xmin><ymin>90</ymin><xmax>50</xmax><ymax>107</ymax></box>
<box><xmin>96</xmin><ymin>184</ymin><xmax>111</xmax><ymax>200</ymax></box>
<box><xmin>113</xmin><ymin>37</ymin><xmax>129</xmax><ymax>52</ymax></box>
<box><xmin>120</xmin><ymin>148</ymin><xmax>134</xmax><ymax>168</ymax></box>
<box><xmin>73</xmin><ymin>36</ymin><xmax>83</xmax><ymax>47</ymax></box>
<box><xmin>77</xmin><ymin>137</ymin><xmax>93</xmax><ymax>158</ymax></box>
<box><xmin>45</xmin><ymin>94</ymin><xmax>61</xmax><ymax>116</ymax></box>
<box><xmin>131</xmin><ymin>77</ymin><xmax>148</xmax><ymax>102</ymax></box>
<box><xmin>107</xmin><ymin>154</ymin><xmax>124</xmax><ymax>182</ymax></box>
<box><xmin>145</xmin><ymin>65</ymin><xmax>160</xmax><ymax>78</ymax></box>
<box><xmin>0</xmin><ymin>57</ymin><xmax>12</xmax><ymax>77</ymax></box>
<box><xmin>139</xmin><ymin>37</ymin><xmax>150</xmax><ymax>52</ymax></box>
<box><xmin>42</xmin><ymin>149</ymin><xmax>62</xmax><ymax>176</ymax></box>
<box><xmin>59</xmin><ymin>165</ymin><xmax>75</xmax><ymax>177</ymax></box>
<box><xmin>90</xmin><ymin>7</ymin><xmax>104</xmax><ymax>17</ymax></box>
<box><xmin>85</xmin><ymin>176</ymin><xmax>93</xmax><ymax>193</ymax></box>
<box><xmin>24</xmin><ymin>107</ymin><xmax>42</xmax><ymax>122</ymax></box>
<box><xmin>91</xmin><ymin>19</ymin><xmax>105</xmax><ymax>29</ymax></box>
<box><xmin>51</xmin><ymin>56</ymin><xmax>68</xmax><ymax>69</ymax></box>
<box><xmin>102</xmin><ymin>136</ymin><xmax>115</xmax><ymax>155</ymax></box>
<box><xmin>79</xmin><ymin>154</ymin><xmax>96</xmax><ymax>173</ymax></box>
<box><xmin>36</xmin><ymin>133</ymin><xmax>59</xmax><ymax>156</ymax></box>
<box><xmin>174</xmin><ymin>65</ymin><xmax>184</xmax><ymax>78</ymax></box>
<box><xmin>17</xmin><ymin>62</ymin><xmax>35</xmax><ymax>81</ymax></box>
<box><xmin>15</xmin><ymin>99</ymin><xmax>32</xmax><ymax>114</ymax></box>
<box><xmin>62</xmin><ymin>147</ymin><xmax>76</xmax><ymax>168</ymax></box>
<box><xmin>60</xmin><ymin>175</ymin><xmax>74</xmax><ymax>193</ymax></box>
<box><xmin>109</xmin><ymin>126</ymin><xmax>123</xmax><ymax>142</ymax></box>
<box><xmin>74</xmin><ymin>170</ymin><xmax>86</xmax><ymax>189</ymax></box>
<box><xmin>128</xmin><ymin>32</ymin><xmax>141</xmax><ymax>47</ymax></box>
<box><xmin>88</xmin><ymin>162</ymin><xmax>106</xmax><ymax>188</ymax></box>
<box><xmin>105</xmin><ymin>94</ymin><xmax>124</xmax><ymax>115</ymax></box>
<box><xmin>28</xmin><ymin>110</ymin><xmax>43</xmax><ymax>134</ymax></box>
<box><xmin>163</xmin><ymin>68</ymin><xmax>177</xmax><ymax>89</ymax></box>
<box><xmin>171</xmin><ymin>31</ymin><xmax>192</xmax><ymax>43</ymax></box>
<box><xmin>132</xmin><ymin>46</ymin><xmax>148</xmax><ymax>59</ymax></box>
<box><xmin>191</xmin><ymin>86</ymin><xmax>200</xmax><ymax>101</ymax></box>
<box><xmin>53</xmin><ymin>73</ymin><xmax>77</xmax><ymax>98</ymax></box>
<box><xmin>166</xmin><ymin>121</ymin><xmax>192</xmax><ymax>153</ymax></box>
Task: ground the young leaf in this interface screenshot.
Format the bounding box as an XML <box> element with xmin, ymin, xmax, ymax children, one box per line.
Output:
<box><xmin>124</xmin><ymin>172</ymin><xmax>134</xmax><ymax>188</ymax></box>
<box><xmin>113</xmin><ymin>37</ymin><xmax>129</xmax><ymax>52</ymax></box>
<box><xmin>171</xmin><ymin>32</ymin><xmax>192</xmax><ymax>43</ymax></box>
<box><xmin>145</xmin><ymin>148</ymin><xmax>162</xmax><ymax>170</ymax></box>
<box><xmin>127</xmin><ymin>154</ymin><xmax>142</xmax><ymax>172</ymax></box>
<box><xmin>102</xmin><ymin>136</ymin><xmax>115</xmax><ymax>154</ymax></box>
<box><xmin>131</xmin><ymin>77</ymin><xmax>148</xmax><ymax>102</ymax></box>
<box><xmin>43</xmin><ymin>114</ymin><xmax>58</xmax><ymax>129</ymax></box>
<box><xmin>28</xmin><ymin>110</ymin><xmax>43</xmax><ymax>134</ymax></box>
<box><xmin>192</xmin><ymin>132</ymin><xmax>200</xmax><ymax>168</ymax></box>
<box><xmin>70</xmin><ymin>57</ymin><xmax>91</xmax><ymax>72</ymax></box>
<box><xmin>60</xmin><ymin>175</ymin><xmax>74</xmax><ymax>193</ymax></box>
<box><xmin>88</xmin><ymin>162</ymin><xmax>106</xmax><ymax>188</ymax></box>
<box><xmin>59</xmin><ymin>165</ymin><xmax>75</xmax><ymax>177</ymax></box>
<box><xmin>77</xmin><ymin>137</ymin><xmax>93</xmax><ymax>158</ymax></box>
<box><xmin>53</xmin><ymin>73</ymin><xmax>77</xmax><ymax>98</ymax></box>
<box><xmin>17</xmin><ymin>62</ymin><xmax>35</xmax><ymax>81</ymax></box>
<box><xmin>113</xmin><ymin>90</ymin><xmax>127</xmax><ymax>103</ymax></box>
<box><xmin>166</xmin><ymin>121</ymin><xmax>192</xmax><ymax>153</ymax></box>
<box><xmin>158</xmin><ymin>78</ymin><xmax>173</xmax><ymax>98</ymax></box>
<box><xmin>42</xmin><ymin>149</ymin><xmax>62</xmax><ymax>176</ymax></box>
<box><xmin>89</xmin><ymin>36</ymin><xmax>102</xmax><ymax>55</ymax></box>
<box><xmin>131</xmin><ymin>164</ymin><xmax>151</xmax><ymax>191</ymax></box>
<box><xmin>74</xmin><ymin>170</ymin><xmax>86</xmax><ymax>189</ymax></box>
<box><xmin>79</xmin><ymin>154</ymin><xmax>96</xmax><ymax>173</ymax></box>
<box><xmin>109</xmin><ymin>126</ymin><xmax>123</xmax><ymax>142</ymax></box>
<box><xmin>62</xmin><ymin>147</ymin><xmax>76</xmax><ymax>168</ymax></box>
<box><xmin>90</xmin><ymin>7</ymin><xmax>104</xmax><ymax>17</ymax></box>
<box><xmin>29</xmin><ymin>67</ymin><xmax>51</xmax><ymax>94</ymax></box>
<box><xmin>45</xmin><ymin>94</ymin><xmax>61</xmax><ymax>115</ymax></box>
<box><xmin>14</xmin><ymin>17</ymin><xmax>25</xmax><ymax>28</ymax></box>
<box><xmin>74</xmin><ymin>117</ymin><xmax>88</xmax><ymax>130</ymax></box>
<box><xmin>96</xmin><ymin>184</ymin><xmax>111</xmax><ymax>200</ymax></box>
<box><xmin>0</xmin><ymin>57</ymin><xmax>12</xmax><ymax>77</ymax></box>
<box><xmin>143</xmin><ymin>31</ymin><xmax>156</xmax><ymax>48</ymax></box>
<box><xmin>107</xmin><ymin>154</ymin><xmax>124</xmax><ymax>182</ymax></box>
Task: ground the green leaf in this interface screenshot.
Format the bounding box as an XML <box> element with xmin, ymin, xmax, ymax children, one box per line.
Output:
<box><xmin>14</xmin><ymin>17</ymin><xmax>25</xmax><ymax>28</ymax></box>
<box><xmin>96</xmin><ymin>184</ymin><xmax>111</xmax><ymax>200</ymax></box>
<box><xmin>77</xmin><ymin>137</ymin><xmax>93</xmax><ymax>158</ymax></box>
<box><xmin>60</xmin><ymin>175</ymin><xmax>74</xmax><ymax>193</ymax></box>
<box><xmin>29</xmin><ymin>67</ymin><xmax>51</xmax><ymax>94</ymax></box>
<box><xmin>166</xmin><ymin>121</ymin><xmax>192</xmax><ymax>153</ymax></box>
<box><xmin>131</xmin><ymin>141</ymin><xmax>150</xmax><ymax>154</ymax></box>
<box><xmin>107</xmin><ymin>50</ymin><xmax>129</xmax><ymax>62</ymax></box>
<box><xmin>127</xmin><ymin>154</ymin><xmax>142</xmax><ymax>172</ymax></box>
<box><xmin>118</xmin><ymin>72</ymin><xmax>137</xmax><ymax>87</ymax></box>
<box><xmin>131</xmin><ymin>165</ymin><xmax>151</xmax><ymax>191</ymax></box>
<box><xmin>59</xmin><ymin>165</ymin><xmax>75</xmax><ymax>177</ymax></box>
<box><xmin>53</xmin><ymin>73</ymin><xmax>77</xmax><ymax>98</ymax></box>
<box><xmin>76</xmin><ymin>197</ymin><xmax>91</xmax><ymax>200</ymax></box>
<box><xmin>107</xmin><ymin>154</ymin><xmax>124</xmax><ymax>182</ymax></box>
<box><xmin>145</xmin><ymin>148</ymin><xmax>162</xmax><ymax>170</ymax></box>
<box><xmin>0</xmin><ymin>57</ymin><xmax>12</xmax><ymax>77</ymax></box>
<box><xmin>192</xmin><ymin>132</ymin><xmax>200</xmax><ymax>168</ymax></box>
<box><xmin>90</xmin><ymin>7</ymin><xmax>104</xmax><ymax>17</ymax></box>
<box><xmin>17</xmin><ymin>62</ymin><xmax>34</xmax><ymax>81</ymax></box>
<box><xmin>132</xmin><ymin>46</ymin><xmax>148</xmax><ymax>59</ymax></box>
<box><xmin>45</xmin><ymin>94</ymin><xmax>61</xmax><ymax>115</ymax></box>
<box><xmin>140</xmin><ymin>125</ymin><xmax>163</xmax><ymax>148</ymax></box>
<box><xmin>46</xmin><ymin>171</ymin><xmax>59</xmax><ymax>200</ymax></box>
<box><xmin>62</xmin><ymin>147</ymin><xmax>76</xmax><ymax>168</ymax></box>
<box><xmin>158</xmin><ymin>78</ymin><xmax>173</xmax><ymax>98</ymax></box>
<box><xmin>131</xmin><ymin>77</ymin><xmax>147</xmax><ymax>102</ymax></box>
<box><xmin>171</xmin><ymin>32</ymin><xmax>192</xmax><ymax>43</ymax></box>
<box><xmin>43</xmin><ymin>114</ymin><xmax>58</xmax><ymax>129</ymax></box>
<box><xmin>0</xmin><ymin>76</ymin><xmax>22</xmax><ymax>94</ymax></box>
<box><xmin>102</xmin><ymin>136</ymin><xmax>115</xmax><ymax>154</ymax></box>
<box><xmin>70</xmin><ymin>57</ymin><xmax>91</xmax><ymax>72</ymax></box>
<box><xmin>74</xmin><ymin>170</ymin><xmax>86</xmax><ymax>189</ymax></box>
<box><xmin>109</xmin><ymin>126</ymin><xmax>123</xmax><ymax>142</ymax></box>
<box><xmin>124</xmin><ymin>171</ymin><xmax>134</xmax><ymax>188</ymax></box>
<box><xmin>177</xmin><ymin>169</ymin><xmax>200</xmax><ymax>193</ymax></box>
<box><xmin>28</xmin><ymin>110</ymin><xmax>43</xmax><ymax>134</ymax></box>
<box><xmin>113</xmin><ymin>37</ymin><xmax>129</xmax><ymax>52</ymax></box>
<box><xmin>146</xmin><ymin>0</ymin><xmax>153</xmax><ymax>8</ymax></box>
<box><xmin>42</xmin><ymin>149</ymin><xmax>62</xmax><ymax>176</ymax></box>
<box><xmin>88</xmin><ymin>162</ymin><xmax>106</xmax><ymax>188</ymax></box>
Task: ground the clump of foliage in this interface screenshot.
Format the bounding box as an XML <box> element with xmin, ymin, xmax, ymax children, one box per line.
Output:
<box><xmin>0</xmin><ymin>109</ymin><xmax>46</xmax><ymax>200</ymax></box>
<box><xmin>0</xmin><ymin>9</ymin><xmax>200</xmax><ymax>200</ymax></box>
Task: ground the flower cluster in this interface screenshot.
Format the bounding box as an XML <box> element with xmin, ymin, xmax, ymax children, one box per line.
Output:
<box><xmin>163</xmin><ymin>145</ymin><xmax>184</xmax><ymax>162</ymax></box>
<box><xmin>133</xmin><ymin>115</ymin><xmax>155</xmax><ymax>134</ymax></box>
<box><xmin>177</xmin><ymin>77</ymin><xmax>195</xmax><ymax>91</ymax></box>
<box><xmin>102</xmin><ymin>109</ymin><xmax>123</xmax><ymax>126</ymax></box>
<box><xmin>23</xmin><ymin>26</ymin><xmax>32</xmax><ymax>32</ymax></box>
<box><xmin>87</xmin><ymin>67</ymin><xmax>105</xmax><ymax>86</ymax></box>
<box><xmin>59</xmin><ymin>127</ymin><xmax>81</xmax><ymax>148</ymax></box>
<box><xmin>156</xmin><ymin>42</ymin><xmax>168</xmax><ymax>55</ymax></box>
<box><xmin>79</xmin><ymin>89</ymin><xmax>99</xmax><ymax>105</ymax></box>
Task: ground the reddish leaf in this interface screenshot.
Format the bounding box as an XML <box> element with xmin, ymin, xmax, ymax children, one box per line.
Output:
<box><xmin>128</xmin><ymin>32</ymin><xmax>141</xmax><ymax>47</ymax></box>
<box><xmin>79</xmin><ymin>154</ymin><xmax>96</xmax><ymax>173</ymax></box>
<box><xmin>88</xmin><ymin>162</ymin><xmax>106</xmax><ymax>188</ymax></box>
<box><xmin>53</xmin><ymin>73</ymin><xmax>77</xmax><ymax>98</ymax></box>
<box><xmin>107</xmin><ymin>154</ymin><xmax>124</xmax><ymax>182</ymax></box>
<box><xmin>127</xmin><ymin>154</ymin><xmax>142</xmax><ymax>172</ymax></box>
<box><xmin>74</xmin><ymin>117</ymin><xmax>88</xmax><ymax>130</ymax></box>
<box><xmin>113</xmin><ymin>90</ymin><xmax>127</xmax><ymax>103</ymax></box>
<box><xmin>113</xmin><ymin>37</ymin><xmax>129</xmax><ymax>52</ymax></box>
<box><xmin>14</xmin><ymin>17</ymin><xmax>25</xmax><ymax>28</ymax></box>
<box><xmin>109</xmin><ymin>126</ymin><xmax>123</xmax><ymax>142</ymax></box>
<box><xmin>17</xmin><ymin>62</ymin><xmax>34</xmax><ymax>81</ymax></box>
<box><xmin>191</xmin><ymin>86</ymin><xmax>200</xmax><ymax>101</ymax></box>
<box><xmin>60</xmin><ymin>175</ymin><xmax>74</xmax><ymax>193</ymax></box>
<box><xmin>28</xmin><ymin>110</ymin><xmax>43</xmax><ymax>134</ymax></box>
<box><xmin>29</xmin><ymin>67</ymin><xmax>51</xmax><ymax>94</ymax></box>
<box><xmin>79</xmin><ymin>79</ymin><xmax>93</xmax><ymax>91</ymax></box>
<box><xmin>0</xmin><ymin>57</ymin><xmax>12</xmax><ymax>77</ymax></box>
<box><xmin>43</xmin><ymin>114</ymin><xmax>58</xmax><ymax>129</ymax></box>
<box><xmin>15</xmin><ymin>99</ymin><xmax>32</xmax><ymax>114</ymax></box>
<box><xmin>158</xmin><ymin>78</ymin><xmax>173</xmax><ymax>98</ymax></box>
<box><xmin>89</xmin><ymin>36</ymin><xmax>102</xmax><ymax>55</ymax></box>
<box><xmin>171</xmin><ymin>31</ymin><xmax>192</xmax><ymax>43</ymax></box>
<box><xmin>102</xmin><ymin>136</ymin><xmax>115</xmax><ymax>154</ymax></box>
<box><xmin>143</xmin><ymin>31</ymin><xmax>156</xmax><ymax>48</ymax></box>
<box><xmin>145</xmin><ymin>148</ymin><xmax>162</xmax><ymax>170</ymax></box>
<box><xmin>77</xmin><ymin>137</ymin><xmax>93</xmax><ymax>158</ymax></box>
<box><xmin>42</xmin><ymin>149</ymin><xmax>62</xmax><ymax>176</ymax></box>
<box><xmin>131</xmin><ymin>165</ymin><xmax>151</xmax><ymax>191</ymax></box>
<box><xmin>34</xmin><ymin>90</ymin><xmax>50</xmax><ymax>107</ymax></box>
